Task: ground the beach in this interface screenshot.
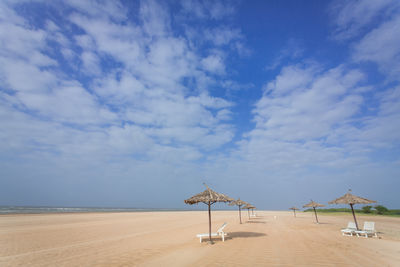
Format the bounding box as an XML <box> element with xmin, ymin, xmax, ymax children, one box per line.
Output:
<box><xmin>1</xmin><ymin>211</ymin><xmax>399</xmax><ymax>266</ymax></box>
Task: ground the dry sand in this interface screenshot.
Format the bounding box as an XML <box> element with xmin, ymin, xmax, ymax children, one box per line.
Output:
<box><xmin>1</xmin><ymin>211</ymin><xmax>399</xmax><ymax>266</ymax></box>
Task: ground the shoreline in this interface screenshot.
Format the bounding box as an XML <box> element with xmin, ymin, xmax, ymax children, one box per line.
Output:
<box><xmin>0</xmin><ymin>206</ymin><xmax>216</xmax><ymax>215</ymax></box>
<box><xmin>2</xmin><ymin>208</ymin><xmax>399</xmax><ymax>218</ymax></box>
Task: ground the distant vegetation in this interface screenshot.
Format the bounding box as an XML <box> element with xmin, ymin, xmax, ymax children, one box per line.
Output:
<box><xmin>361</xmin><ymin>205</ymin><xmax>372</xmax><ymax>213</ymax></box>
<box><xmin>373</xmin><ymin>205</ymin><xmax>389</xmax><ymax>215</ymax></box>
<box><xmin>304</xmin><ymin>205</ymin><xmax>400</xmax><ymax>216</ymax></box>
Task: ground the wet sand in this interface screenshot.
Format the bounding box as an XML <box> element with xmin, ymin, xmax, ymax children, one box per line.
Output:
<box><xmin>1</xmin><ymin>211</ymin><xmax>399</xmax><ymax>266</ymax></box>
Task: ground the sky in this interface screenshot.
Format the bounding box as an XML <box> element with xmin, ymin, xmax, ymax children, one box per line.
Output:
<box><xmin>0</xmin><ymin>0</ymin><xmax>399</xmax><ymax>210</ymax></box>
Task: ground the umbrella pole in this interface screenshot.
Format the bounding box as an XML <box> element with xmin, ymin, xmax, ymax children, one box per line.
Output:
<box><xmin>239</xmin><ymin>205</ymin><xmax>242</xmax><ymax>224</ymax></box>
<box><xmin>350</xmin><ymin>203</ymin><xmax>359</xmax><ymax>230</ymax></box>
<box><xmin>294</xmin><ymin>209</ymin><xmax>296</xmax><ymax>217</ymax></box>
<box><xmin>248</xmin><ymin>209</ymin><xmax>250</xmax><ymax>219</ymax></box>
<box><xmin>313</xmin><ymin>207</ymin><xmax>319</xmax><ymax>223</ymax></box>
<box><xmin>208</xmin><ymin>202</ymin><xmax>213</xmax><ymax>243</ymax></box>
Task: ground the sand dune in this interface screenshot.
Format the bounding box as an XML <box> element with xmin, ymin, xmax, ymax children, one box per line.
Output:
<box><xmin>1</xmin><ymin>211</ymin><xmax>399</xmax><ymax>266</ymax></box>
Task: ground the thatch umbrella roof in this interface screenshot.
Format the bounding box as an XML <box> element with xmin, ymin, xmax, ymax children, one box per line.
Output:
<box><xmin>184</xmin><ymin>184</ymin><xmax>233</xmax><ymax>243</ymax></box>
<box><xmin>329</xmin><ymin>189</ymin><xmax>376</xmax><ymax>230</ymax></box>
<box><xmin>289</xmin><ymin>207</ymin><xmax>299</xmax><ymax>217</ymax></box>
<box><xmin>229</xmin><ymin>198</ymin><xmax>249</xmax><ymax>224</ymax></box>
<box><xmin>303</xmin><ymin>200</ymin><xmax>325</xmax><ymax>223</ymax></box>
<box><xmin>243</xmin><ymin>204</ymin><xmax>255</xmax><ymax>209</ymax></box>
<box><xmin>229</xmin><ymin>198</ymin><xmax>249</xmax><ymax>207</ymax></box>
<box><xmin>328</xmin><ymin>190</ymin><xmax>376</xmax><ymax>205</ymax></box>
<box><xmin>303</xmin><ymin>201</ymin><xmax>325</xmax><ymax>208</ymax></box>
<box><xmin>185</xmin><ymin>186</ymin><xmax>233</xmax><ymax>205</ymax></box>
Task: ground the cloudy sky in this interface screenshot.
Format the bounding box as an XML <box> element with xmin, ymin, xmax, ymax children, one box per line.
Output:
<box><xmin>1</xmin><ymin>0</ymin><xmax>399</xmax><ymax>209</ymax></box>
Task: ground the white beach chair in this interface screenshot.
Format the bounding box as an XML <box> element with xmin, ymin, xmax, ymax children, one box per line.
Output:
<box><xmin>341</xmin><ymin>222</ymin><xmax>357</xmax><ymax>236</ymax></box>
<box><xmin>196</xmin><ymin>222</ymin><xmax>228</xmax><ymax>243</ymax></box>
<box><xmin>355</xmin><ymin>222</ymin><xmax>378</xmax><ymax>238</ymax></box>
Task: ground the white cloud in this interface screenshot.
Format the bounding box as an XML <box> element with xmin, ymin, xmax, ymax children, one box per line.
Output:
<box><xmin>353</xmin><ymin>14</ymin><xmax>400</xmax><ymax>80</ymax></box>
<box><xmin>0</xmin><ymin>6</ymin><xmax>115</xmax><ymax>125</ymax></box>
<box><xmin>61</xmin><ymin>48</ymin><xmax>76</xmax><ymax>61</ymax></box>
<box><xmin>0</xmin><ymin>1</ymin><xmax>24</xmax><ymax>26</ymax></box>
<box><xmin>93</xmin><ymin>71</ymin><xmax>146</xmax><ymax>105</ymax></box>
<box><xmin>180</xmin><ymin>0</ymin><xmax>235</xmax><ymax>20</ymax></box>
<box><xmin>0</xmin><ymin>20</ymin><xmax>55</xmax><ymax>67</ymax></box>
<box><xmin>188</xmin><ymin>93</ymin><xmax>232</xmax><ymax>109</ymax></box>
<box><xmin>106</xmin><ymin>124</ymin><xmax>154</xmax><ymax>155</ymax></box>
<box><xmin>75</xmin><ymin>34</ymin><xmax>96</xmax><ymax>50</ymax></box>
<box><xmin>0</xmin><ymin>0</ymin><xmax>238</xmax><ymax>173</ymax></box>
<box><xmin>140</xmin><ymin>0</ymin><xmax>170</xmax><ymax>37</ymax></box>
<box><xmin>254</xmin><ymin>65</ymin><xmax>365</xmax><ymax>141</ymax></box>
<box><xmin>331</xmin><ymin>0</ymin><xmax>399</xmax><ymax>40</ymax></box>
<box><xmin>330</xmin><ymin>0</ymin><xmax>400</xmax><ymax>80</ymax></box>
<box><xmin>18</xmin><ymin>83</ymin><xmax>117</xmax><ymax>124</ymax></box>
<box><xmin>67</xmin><ymin>0</ymin><xmax>127</xmax><ymax>21</ymax></box>
<box><xmin>216</xmin><ymin>109</ymin><xmax>232</xmax><ymax>121</ymax></box>
<box><xmin>201</xmin><ymin>54</ymin><xmax>225</xmax><ymax>74</ymax></box>
<box><xmin>69</xmin><ymin>14</ymin><xmax>143</xmax><ymax>67</ymax></box>
<box><xmin>208</xmin><ymin>1</ymin><xmax>235</xmax><ymax>19</ymax></box>
<box><xmin>204</xmin><ymin>27</ymin><xmax>242</xmax><ymax>46</ymax></box>
<box><xmin>357</xmin><ymin>86</ymin><xmax>400</xmax><ymax>146</ymax></box>
<box><xmin>81</xmin><ymin>51</ymin><xmax>101</xmax><ymax>75</ymax></box>
<box><xmin>0</xmin><ymin>58</ymin><xmax>57</xmax><ymax>93</ymax></box>
<box><xmin>264</xmin><ymin>64</ymin><xmax>317</xmax><ymax>96</ymax></box>
<box><xmin>221</xmin><ymin>80</ymin><xmax>254</xmax><ymax>92</ymax></box>
<box><xmin>266</xmin><ymin>38</ymin><xmax>305</xmax><ymax>70</ymax></box>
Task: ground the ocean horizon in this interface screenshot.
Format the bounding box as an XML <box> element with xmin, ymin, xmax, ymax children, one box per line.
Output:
<box><xmin>0</xmin><ymin>206</ymin><xmax>242</xmax><ymax>214</ymax></box>
<box><xmin>0</xmin><ymin>206</ymin><xmax>191</xmax><ymax>214</ymax></box>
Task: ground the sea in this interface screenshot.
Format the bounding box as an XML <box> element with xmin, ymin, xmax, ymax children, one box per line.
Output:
<box><xmin>0</xmin><ymin>206</ymin><xmax>186</xmax><ymax>214</ymax></box>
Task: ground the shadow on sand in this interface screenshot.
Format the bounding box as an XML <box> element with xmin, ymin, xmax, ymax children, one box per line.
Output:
<box><xmin>228</xmin><ymin>231</ymin><xmax>267</xmax><ymax>240</ymax></box>
<box><xmin>246</xmin><ymin>220</ymin><xmax>267</xmax><ymax>224</ymax></box>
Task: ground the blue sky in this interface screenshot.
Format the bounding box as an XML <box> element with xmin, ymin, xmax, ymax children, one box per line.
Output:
<box><xmin>1</xmin><ymin>0</ymin><xmax>399</xmax><ymax>209</ymax></box>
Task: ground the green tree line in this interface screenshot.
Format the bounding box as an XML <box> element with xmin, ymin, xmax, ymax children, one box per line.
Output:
<box><xmin>304</xmin><ymin>205</ymin><xmax>400</xmax><ymax>216</ymax></box>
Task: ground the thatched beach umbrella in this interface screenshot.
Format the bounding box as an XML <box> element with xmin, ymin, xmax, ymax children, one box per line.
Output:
<box><xmin>184</xmin><ymin>184</ymin><xmax>233</xmax><ymax>243</ymax></box>
<box><xmin>251</xmin><ymin>206</ymin><xmax>256</xmax><ymax>216</ymax></box>
<box><xmin>229</xmin><ymin>198</ymin><xmax>248</xmax><ymax>224</ymax></box>
<box><xmin>329</xmin><ymin>189</ymin><xmax>376</xmax><ymax>230</ymax></box>
<box><xmin>303</xmin><ymin>200</ymin><xmax>325</xmax><ymax>223</ymax></box>
<box><xmin>243</xmin><ymin>204</ymin><xmax>255</xmax><ymax>219</ymax></box>
<box><xmin>289</xmin><ymin>207</ymin><xmax>299</xmax><ymax>217</ymax></box>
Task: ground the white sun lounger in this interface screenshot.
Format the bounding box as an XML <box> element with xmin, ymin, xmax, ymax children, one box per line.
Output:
<box><xmin>197</xmin><ymin>222</ymin><xmax>228</xmax><ymax>243</ymax></box>
<box><xmin>355</xmin><ymin>221</ymin><xmax>378</xmax><ymax>238</ymax></box>
<box><xmin>341</xmin><ymin>222</ymin><xmax>357</xmax><ymax>236</ymax></box>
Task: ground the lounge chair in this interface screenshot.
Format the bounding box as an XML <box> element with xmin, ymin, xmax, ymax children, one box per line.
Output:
<box><xmin>341</xmin><ymin>222</ymin><xmax>357</xmax><ymax>236</ymax></box>
<box><xmin>196</xmin><ymin>222</ymin><xmax>228</xmax><ymax>243</ymax></box>
<box><xmin>355</xmin><ymin>221</ymin><xmax>378</xmax><ymax>238</ymax></box>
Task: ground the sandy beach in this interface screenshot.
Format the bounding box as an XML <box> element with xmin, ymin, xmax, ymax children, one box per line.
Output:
<box><xmin>1</xmin><ymin>211</ymin><xmax>399</xmax><ymax>266</ymax></box>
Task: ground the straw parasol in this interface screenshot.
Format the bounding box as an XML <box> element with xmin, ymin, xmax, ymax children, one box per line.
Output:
<box><xmin>243</xmin><ymin>204</ymin><xmax>255</xmax><ymax>219</ymax></box>
<box><xmin>329</xmin><ymin>189</ymin><xmax>376</xmax><ymax>230</ymax></box>
<box><xmin>184</xmin><ymin>183</ymin><xmax>233</xmax><ymax>243</ymax></box>
<box><xmin>229</xmin><ymin>198</ymin><xmax>248</xmax><ymax>224</ymax></box>
<box><xmin>251</xmin><ymin>206</ymin><xmax>256</xmax><ymax>216</ymax></box>
<box><xmin>303</xmin><ymin>200</ymin><xmax>325</xmax><ymax>223</ymax></box>
<box><xmin>289</xmin><ymin>207</ymin><xmax>299</xmax><ymax>217</ymax></box>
